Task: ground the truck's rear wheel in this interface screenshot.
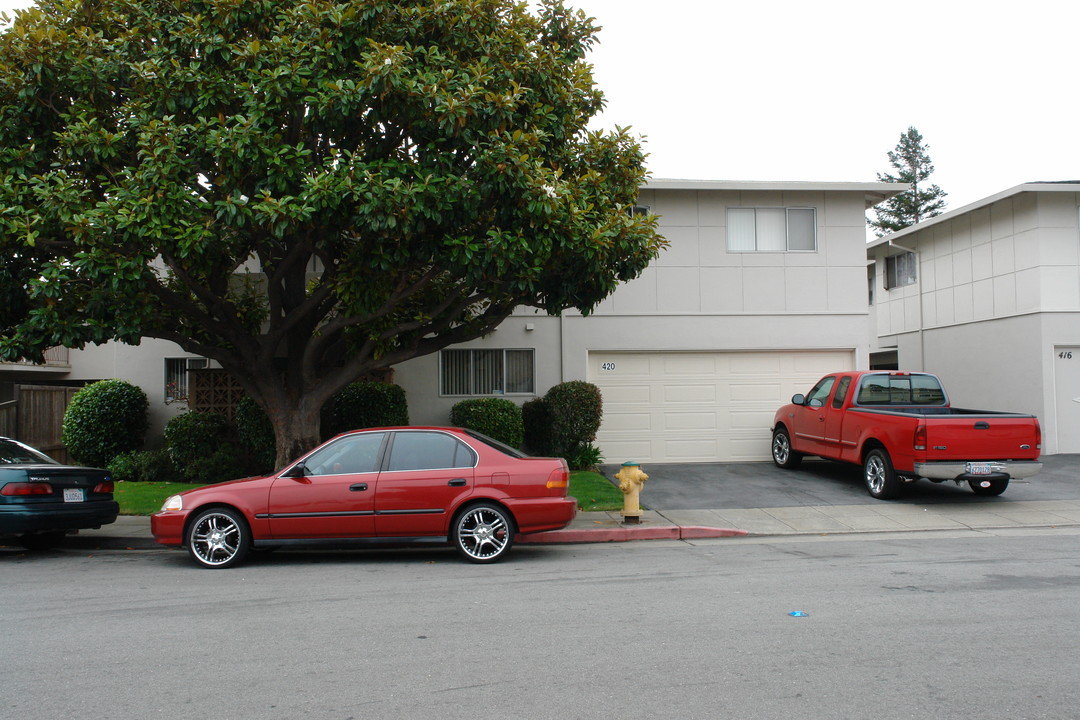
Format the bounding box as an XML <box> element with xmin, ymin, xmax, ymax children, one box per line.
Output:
<box><xmin>864</xmin><ymin>448</ymin><xmax>902</xmax><ymax>499</ymax></box>
<box><xmin>969</xmin><ymin>477</ymin><xmax>1009</xmax><ymax>497</ymax></box>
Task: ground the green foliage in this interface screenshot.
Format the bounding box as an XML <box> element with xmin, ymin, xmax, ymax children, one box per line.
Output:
<box><xmin>328</xmin><ymin>382</ymin><xmax>409</xmax><ymax>437</ymax></box>
<box><xmin>565</xmin><ymin>442</ymin><xmax>603</xmax><ymax>471</ymax></box>
<box><xmin>235</xmin><ymin>396</ymin><xmax>276</xmax><ymax>471</ymax></box>
<box><xmin>0</xmin><ymin>0</ymin><xmax>663</xmax><ymax>467</ymax></box>
<box><xmin>115</xmin><ymin>481</ymin><xmax>203</xmax><ymax>516</ymax></box>
<box><xmin>522</xmin><ymin>397</ymin><xmax>553</xmax><ymax>455</ymax></box>
<box><xmin>164</xmin><ymin>412</ymin><xmax>242</xmax><ymax>483</ymax></box>
<box><xmin>107</xmin><ymin>449</ymin><xmax>179</xmax><ymax>483</ymax></box>
<box><xmin>62</xmin><ymin>379</ymin><xmax>149</xmax><ymax>468</ymax></box>
<box><xmin>569</xmin><ymin>470</ymin><xmax>623</xmax><ymax>512</ymax></box>
<box><xmin>869</xmin><ymin>126</ymin><xmax>948</xmax><ymax>236</ymax></box>
<box><xmin>544</xmin><ymin>380</ymin><xmax>603</xmax><ymax>457</ymax></box>
<box><xmin>450</xmin><ymin>397</ymin><xmax>524</xmax><ymax>449</ymax></box>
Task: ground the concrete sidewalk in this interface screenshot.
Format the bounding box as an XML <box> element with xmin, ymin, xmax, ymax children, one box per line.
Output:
<box><xmin>66</xmin><ymin>498</ymin><xmax>1080</xmax><ymax>550</ymax></box>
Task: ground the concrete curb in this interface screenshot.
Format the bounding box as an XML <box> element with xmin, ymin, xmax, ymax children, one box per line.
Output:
<box><xmin>517</xmin><ymin>524</ymin><xmax>747</xmax><ymax>544</ymax></box>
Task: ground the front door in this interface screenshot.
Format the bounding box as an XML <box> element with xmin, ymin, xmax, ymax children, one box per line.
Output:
<box><xmin>267</xmin><ymin>432</ymin><xmax>386</xmax><ymax>539</ymax></box>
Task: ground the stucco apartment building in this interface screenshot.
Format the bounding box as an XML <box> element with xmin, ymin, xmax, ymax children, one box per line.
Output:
<box><xmin>19</xmin><ymin>179</ymin><xmax>1080</xmax><ymax>464</ymax></box>
<box><xmin>868</xmin><ymin>181</ymin><xmax>1080</xmax><ymax>455</ymax></box>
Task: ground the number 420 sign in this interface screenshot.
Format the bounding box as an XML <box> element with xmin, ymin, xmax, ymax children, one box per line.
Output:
<box><xmin>600</xmin><ymin>362</ymin><xmax>617</xmax><ymax>371</ymax></box>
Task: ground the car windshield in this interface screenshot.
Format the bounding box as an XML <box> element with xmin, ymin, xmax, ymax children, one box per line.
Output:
<box><xmin>0</xmin><ymin>438</ymin><xmax>58</xmax><ymax>464</ymax></box>
<box><xmin>462</xmin><ymin>429</ymin><xmax>527</xmax><ymax>458</ymax></box>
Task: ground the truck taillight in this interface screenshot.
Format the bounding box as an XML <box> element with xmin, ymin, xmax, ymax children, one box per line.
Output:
<box><xmin>1</xmin><ymin>482</ymin><xmax>53</xmax><ymax>496</ymax></box>
<box><xmin>1035</xmin><ymin>419</ymin><xmax>1042</xmax><ymax>450</ymax></box>
<box><xmin>913</xmin><ymin>424</ymin><xmax>927</xmax><ymax>451</ymax></box>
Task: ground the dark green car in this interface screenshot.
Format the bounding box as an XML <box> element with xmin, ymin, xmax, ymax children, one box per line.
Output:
<box><xmin>0</xmin><ymin>437</ymin><xmax>118</xmax><ymax>550</ymax></box>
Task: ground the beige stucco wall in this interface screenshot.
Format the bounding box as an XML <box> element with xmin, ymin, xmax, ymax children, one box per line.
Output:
<box><xmin>399</xmin><ymin>184</ymin><xmax>878</xmax><ymax>425</ymax></box>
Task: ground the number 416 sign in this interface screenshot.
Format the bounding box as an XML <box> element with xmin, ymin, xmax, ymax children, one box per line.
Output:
<box><xmin>1060</xmin><ymin>351</ymin><xmax>1074</xmax><ymax>360</ymax></box>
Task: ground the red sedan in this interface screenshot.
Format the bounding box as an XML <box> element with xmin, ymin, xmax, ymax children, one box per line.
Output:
<box><xmin>152</xmin><ymin>427</ymin><xmax>576</xmax><ymax>568</ymax></box>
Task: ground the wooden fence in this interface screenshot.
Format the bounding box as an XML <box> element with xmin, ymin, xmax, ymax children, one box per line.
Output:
<box><xmin>1</xmin><ymin>385</ymin><xmax>78</xmax><ymax>463</ymax></box>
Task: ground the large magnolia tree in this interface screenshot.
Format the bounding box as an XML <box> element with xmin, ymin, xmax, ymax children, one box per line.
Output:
<box><xmin>0</xmin><ymin>0</ymin><xmax>663</xmax><ymax>466</ymax></box>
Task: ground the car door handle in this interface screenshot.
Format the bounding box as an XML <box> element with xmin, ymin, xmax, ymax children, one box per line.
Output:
<box><xmin>350</xmin><ymin>483</ymin><xmax>368</xmax><ymax>492</ymax></box>
<box><xmin>448</xmin><ymin>479</ymin><xmax>467</xmax><ymax>487</ymax></box>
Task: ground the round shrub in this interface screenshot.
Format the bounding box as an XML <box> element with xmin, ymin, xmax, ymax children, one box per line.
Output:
<box><xmin>165</xmin><ymin>412</ymin><xmax>240</xmax><ymax>483</ymax></box>
<box><xmin>235</xmin><ymin>396</ymin><xmax>276</xmax><ymax>473</ymax></box>
<box><xmin>545</xmin><ymin>381</ymin><xmax>603</xmax><ymax>456</ymax></box>
<box><xmin>450</xmin><ymin>398</ymin><xmax>524</xmax><ymax>449</ymax></box>
<box><xmin>522</xmin><ymin>397</ymin><xmax>553</xmax><ymax>455</ymax></box>
<box><xmin>328</xmin><ymin>381</ymin><xmax>409</xmax><ymax>437</ymax></box>
<box><xmin>62</xmin><ymin>379</ymin><xmax>149</xmax><ymax>468</ymax></box>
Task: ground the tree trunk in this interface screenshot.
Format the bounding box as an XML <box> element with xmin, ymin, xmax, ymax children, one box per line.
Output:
<box><xmin>264</xmin><ymin>395</ymin><xmax>324</xmax><ymax>470</ymax></box>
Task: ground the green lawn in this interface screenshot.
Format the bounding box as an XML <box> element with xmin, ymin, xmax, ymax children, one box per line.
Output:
<box><xmin>117</xmin><ymin>471</ymin><xmax>623</xmax><ymax>516</ymax></box>
<box><xmin>116</xmin><ymin>481</ymin><xmax>203</xmax><ymax>516</ymax></box>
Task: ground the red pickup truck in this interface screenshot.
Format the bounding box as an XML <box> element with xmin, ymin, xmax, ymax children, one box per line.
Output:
<box><xmin>771</xmin><ymin>371</ymin><xmax>1042</xmax><ymax>499</ymax></box>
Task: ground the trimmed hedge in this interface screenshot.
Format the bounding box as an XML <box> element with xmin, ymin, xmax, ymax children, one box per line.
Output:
<box><xmin>62</xmin><ymin>379</ymin><xmax>149</xmax><ymax>468</ymax></box>
<box><xmin>235</xmin><ymin>396</ymin><xmax>276</xmax><ymax>472</ymax></box>
<box><xmin>164</xmin><ymin>411</ymin><xmax>242</xmax><ymax>483</ymax></box>
<box><xmin>327</xmin><ymin>381</ymin><xmax>409</xmax><ymax>438</ymax></box>
<box><xmin>522</xmin><ymin>397</ymin><xmax>553</xmax><ymax>455</ymax></box>
<box><xmin>544</xmin><ymin>381</ymin><xmax>603</xmax><ymax>456</ymax></box>
<box><xmin>450</xmin><ymin>397</ymin><xmax>524</xmax><ymax>449</ymax></box>
<box><xmin>107</xmin><ymin>449</ymin><xmax>179</xmax><ymax>483</ymax></box>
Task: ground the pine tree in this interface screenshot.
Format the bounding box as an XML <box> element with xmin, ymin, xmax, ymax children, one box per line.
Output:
<box><xmin>869</xmin><ymin>126</ymin><xmax>947</xmax><ymax>237</ymax></box>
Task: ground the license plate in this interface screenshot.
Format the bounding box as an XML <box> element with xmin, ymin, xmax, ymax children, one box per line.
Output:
<box><xmin>63</xmin><ymin>488</ymin><xmax>85</xmax><ymax>503</ymax></box>
<box><xmin>966</xmin><ymin>463</ymin><xmax>993</xmax><ymax>475</ymax></box>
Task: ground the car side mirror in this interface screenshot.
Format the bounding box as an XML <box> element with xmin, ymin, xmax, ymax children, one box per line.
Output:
<box><xmin>282</xmin><ymin>462</ymin><xmax>307</xmax><ymax>478</ymax></box>
<box><xmin>792</xmin><ymin>393</ymin><xmax>807</xmax><ymax>406</ymax></box>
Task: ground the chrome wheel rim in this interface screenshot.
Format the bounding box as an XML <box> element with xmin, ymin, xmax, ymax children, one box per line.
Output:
<box><xmin>456</xmin><ymin>507</ymin><xmax>510</xmax><ymax>561</ymax></box>
<box><xmin>191</xmin><ymin>512</ymin><xmax>241</xmax><ymax>566</ymax></box>
<box><xmin>865</xmin><ymin>455</ymin><xmax>886</xmax><ymax>494</ymax></box>
<box><xmin>772</xmin><ymin>433</ymin><xmax>790</xmax><ymax>464</ymax></box>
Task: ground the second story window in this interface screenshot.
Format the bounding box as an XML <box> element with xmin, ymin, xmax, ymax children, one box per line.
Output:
<box><xmin>885</xmin><ymin>252</ymin><xmax>917</xmax><ymax>289</ymax></box>
<box><xmin>727</xmin><ymin>207</ymin><xmax>816</xmax><ymax>253</ymax></box>
<box><xmin>165</xmin><ymin>357</ymin><xmax>208</xmax><ymax>403</ymax></box>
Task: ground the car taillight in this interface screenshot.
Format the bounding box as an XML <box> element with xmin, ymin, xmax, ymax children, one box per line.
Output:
<box><xmin>546</xmin><ymin>468</ymin><xmax>569</xmax><ymax>489</ymax></box>
<box><xmin>1</xmin><ymin>482</ymin><xmax>53</xmax><ymax>496</ymax></box>
<box><xmin>913</xmin><ymin>424</ymin><xmax>927</xmax><ymax>452</ymax></box>
<box><xmin>93</xmin><ymin>481</ymin><xmax>114</xmax><ymax>494</ymax></box>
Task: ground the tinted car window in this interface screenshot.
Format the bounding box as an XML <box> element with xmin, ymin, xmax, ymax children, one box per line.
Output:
<box><xmin>832</xmin><ymin>376</ymin><xmax>852</xmax><ymax>409</ymax></box>
<box><xmin>303</xmin><ymin>433</ymin><xmax>385</xmax><ymax>475</ymax></box>
<box><xmin>387</xmin><ymin>432</ymin><xmax>476</xmax><ymax>471</ymax></box>
<box><xmin>0</xmin><ymin>438</ymin><xmax>57</xmax><ymax>465</ymax></box>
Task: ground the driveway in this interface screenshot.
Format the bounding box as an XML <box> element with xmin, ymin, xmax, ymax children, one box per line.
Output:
<box><xmin>601</xmin><ymin>454</ymin><xmax>1080</xmax><ymax>511</ymax></box>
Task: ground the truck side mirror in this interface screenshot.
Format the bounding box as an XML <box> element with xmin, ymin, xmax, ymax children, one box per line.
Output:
<box><xmin>792</xmin><ymin>394</ymin><xmax>806</xmax><ymax>406</ymax></box>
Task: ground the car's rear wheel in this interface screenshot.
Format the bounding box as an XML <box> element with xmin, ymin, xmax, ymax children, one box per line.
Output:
<box><xmin>19</xmin><ymin>531</ymin><xmax>65</xmax><ymax>551</ymax></box>
<box><xmin>187</xmin><ymin>508</ymin><xmax>251</xmax><ymax>569</ymax></box>
<box><xmin>969</xmin><ymin>477</ymin><xmax>1009</xmax><ymax>496</ymax></box>
<box><xmin>864</xmin><ymin>447</ymin><xmax>902</xmax><ymax>499</ymax></box>
<box><xmin>452</xmin><ymin>503</ymin><xmax>515</xmax><ymax>563</ymax></box>
<box><xmin>771</xmin><ymin>426</ymin><xmax>803</xmax><ymax>469</ymax></box>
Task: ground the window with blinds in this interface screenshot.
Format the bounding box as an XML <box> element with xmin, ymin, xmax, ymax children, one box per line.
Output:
<box><xmin>726</xmin><ymin>207</ymin><xmax>817</xmax><ymax>252</ymax></box>
<box><xmin>440</xmin><ymin>349</ymin><xmax>535</xmax><ymax>396</ymax></box>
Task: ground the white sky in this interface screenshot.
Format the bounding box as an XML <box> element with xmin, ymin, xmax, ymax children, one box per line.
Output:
<box><xmin>3</xmin><ymin>0</ymin><xmax>1078</xmax><ymax>212</ymax></box>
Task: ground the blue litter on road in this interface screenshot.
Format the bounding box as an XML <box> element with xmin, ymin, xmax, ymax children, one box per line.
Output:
<box><xmin>789</xmin><ymin>611</ymin><xmax>809</xmax><ymax>617</ymax></box>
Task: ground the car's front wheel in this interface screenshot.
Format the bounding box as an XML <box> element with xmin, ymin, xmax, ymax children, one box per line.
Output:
<box><xmin>864</xmin><ymin>447</ymin><xmax>902</xmax><ymax>499</ymax></box>
<box><xmin>771</xmin><ymin>426</ymin><xmax>803</xmax><ymax>469</ymax></box>
<box><xmin>187</xmin><ymin>508</ymin><xmax>251</xmax><ymax>569</ymax></box>
<box><xmin>451</xmin><ymin>503</ymin><xmax>515</xmax><ymax>563</ymax></box>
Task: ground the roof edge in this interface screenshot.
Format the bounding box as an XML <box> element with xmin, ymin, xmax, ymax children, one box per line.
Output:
<box><xmin>868</xmin><ymin>182</ymin><xmax>1080</xmax><ymax>248</ymax></box>
<box><xmin>641</xmin><ymin>178</ymin><xmax>908</xmax><ymax>209</ymax></box>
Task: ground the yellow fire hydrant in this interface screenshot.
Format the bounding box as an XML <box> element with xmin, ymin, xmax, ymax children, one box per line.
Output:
<box><xmin>615</xmin><ymin>461</ymin><xmax>648</xmax><ymax>524</ymax></box>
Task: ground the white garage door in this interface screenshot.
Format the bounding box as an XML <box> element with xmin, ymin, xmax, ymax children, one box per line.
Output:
<box><xmin>588</xmin><ymin>350</ymin><xmax>854</xmax><ymax>464</ymax></box>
